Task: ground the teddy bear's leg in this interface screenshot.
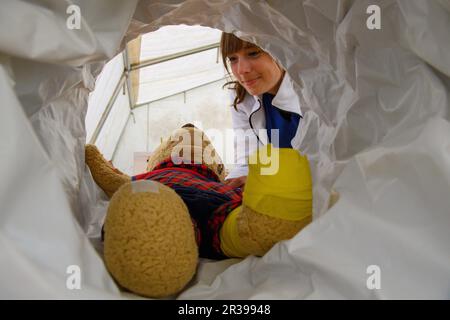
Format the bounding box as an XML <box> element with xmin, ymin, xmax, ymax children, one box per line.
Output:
<box><xmin>85</xmin><ymin>144</ymin><xmax>131</xmax><ymax>198</ymax></box>
<box><xmin>220</xmin><ymin>145</ymin><xmax>313</xmax><ymax>258</ymax></box>
<box><xmin>103</xmin><ymin>180</ymin><xmax>199</xmax><ymax>298</ymax></box>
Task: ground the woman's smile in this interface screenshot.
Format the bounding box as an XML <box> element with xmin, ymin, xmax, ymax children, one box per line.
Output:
<box><xmin>242</xmin><ymin>77</ymin><xmax>260</xmax><ymax>87</ymax></box>
<box><xmin>228</xmin><ymin>46</ymin><xmax>284</xmax><ymax>95</ymax></box>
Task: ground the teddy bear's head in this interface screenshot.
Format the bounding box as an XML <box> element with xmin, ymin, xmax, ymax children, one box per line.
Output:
<box><xmin>146</xmin><ymin>124</ymin><xmax>226</xmax><ymax>181</ymax></box>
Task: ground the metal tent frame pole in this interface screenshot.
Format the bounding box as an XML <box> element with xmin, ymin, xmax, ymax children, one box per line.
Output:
<box><xmin>130</xmin><ymin>42</ymin><xmax>219</xmax><ymax>71</ymax></box>
<box><xmin>89</xmin><ymin>41</ymin><xmax>222</xmax><ymax>159</ymax></box>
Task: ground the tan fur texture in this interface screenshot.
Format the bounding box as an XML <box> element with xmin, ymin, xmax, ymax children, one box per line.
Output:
<box><xmin>146</xmin><ymin>126</ymin><xmax>226</xmax><ymax>182</ymax></box>
<box><xmin>236</xmin><ymin>206</ymin><xmax>312</xmax><ymax>257</ymax></box>
<box><xmin>103</xmin><ymin>181</ymin><xmax>198</xmax><ymax>298</ymax></box>
<box><xmin>85</xmin><ymin>144</ymin><xmax>130</xmax><ymax>198</ymax></box>
<box><xmin>86</xmin><ymin>124</ymin><xmax>314</xmax><ymax>297</ymax></box>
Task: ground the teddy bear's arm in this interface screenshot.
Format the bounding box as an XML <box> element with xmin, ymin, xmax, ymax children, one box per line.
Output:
<box><xmin>85</xmin><ymin>144</ymin><xmax>131</xmax><ymax>198</ymax></box>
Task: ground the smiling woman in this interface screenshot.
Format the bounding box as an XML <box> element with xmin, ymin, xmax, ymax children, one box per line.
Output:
<box><xmin>220</xmin><ymin>32</ymin><xmax>303</xmax><ymax>188</ymax></box>
<box><xmin>226</xmin><ymin>42</ymin><xmax>284</xmax><ymax>96</ymax></box>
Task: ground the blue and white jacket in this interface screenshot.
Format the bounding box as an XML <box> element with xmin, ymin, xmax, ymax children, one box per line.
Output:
<box><xmin>226</xmin><ymin>72</ymin><xmax>304</xmax><ymax>180</ymax></box>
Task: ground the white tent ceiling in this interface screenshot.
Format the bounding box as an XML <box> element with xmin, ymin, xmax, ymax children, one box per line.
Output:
<box><xmin>137</xmin><ymin>25</ymin><xmax>224</xmax><ymax>104</ymax></box>
<box><xmin>85</xmin><ymin>25</ymin><xmax>231</xmax><ymax>175</ymax></box>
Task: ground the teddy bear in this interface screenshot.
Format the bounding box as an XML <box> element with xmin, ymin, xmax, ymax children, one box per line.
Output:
<box><xmin>85</xmin><ymin>124</ymin><xmax>313</xmax><ymax>298</ymax></box>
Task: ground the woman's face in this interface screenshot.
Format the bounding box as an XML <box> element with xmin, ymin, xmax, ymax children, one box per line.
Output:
<box><xmin>227</xmin><ymin>44</ymin><xmax>284</xmax><ymax>96</ymax></box>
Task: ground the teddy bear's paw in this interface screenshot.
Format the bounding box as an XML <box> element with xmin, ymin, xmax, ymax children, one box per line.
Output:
<box><xmin>231</xmin><ymin>145</ymin><xmax>313</xmax><ymax>256</ymax></box>
<box><xmin>236</xmin><ymin>206</ymin><xmax>311</xmax><ymax>256</ymax></box>
<box><xmin>85</xmin><ymin>144</ymin><xmax>130</xmax><ymax>198</ymax></box>
<box><xmin>103</xmin><ymin>180</ymin><xmax>198</xmax><ymax>298</ymax></box>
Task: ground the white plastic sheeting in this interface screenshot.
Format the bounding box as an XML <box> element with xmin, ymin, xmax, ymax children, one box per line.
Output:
<box><xmin>1</xmin><ymin>0</ymin><xmax>449</xmax><ymax>299</ymax></box>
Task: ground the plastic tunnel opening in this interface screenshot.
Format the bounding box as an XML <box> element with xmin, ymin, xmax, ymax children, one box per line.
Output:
<box><xmin>2</xmin><ymin>0</ymin><xmax>450</xmax><ymax>300</ymax></box>
<box><xmin>86</xmin><ymin>25</ymin><xmax>234</xmax><ymax>177</ymax></box>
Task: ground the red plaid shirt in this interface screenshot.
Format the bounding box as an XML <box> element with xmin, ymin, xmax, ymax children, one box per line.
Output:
<box><xmin>133</xmin><ymin>158</ymin><xmax>242</xmax><ymax>259</ymax></box>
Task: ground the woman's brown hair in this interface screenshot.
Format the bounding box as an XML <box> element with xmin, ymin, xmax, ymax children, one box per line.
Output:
<box><xmin>220</xmin><ymin>32</ymin><xmax>250</xmax><ymax>110</ymax></box>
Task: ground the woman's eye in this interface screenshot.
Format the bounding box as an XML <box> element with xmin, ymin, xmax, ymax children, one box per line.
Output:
<box><xmin>248</xmin><ymin>50</ymin><xmax>261</xmax><ymax>57</ymax></box>
<box><xmin>228</xmin><ymin>56</ymin><xmax>237</xmax><ymax>63</ymax></box>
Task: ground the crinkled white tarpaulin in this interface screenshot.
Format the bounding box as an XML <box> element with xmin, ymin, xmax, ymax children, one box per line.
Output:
<box><xmin>0</xmin><ymin>0</ymin><xmax>449</xmax><ymax>299</ymax></box>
